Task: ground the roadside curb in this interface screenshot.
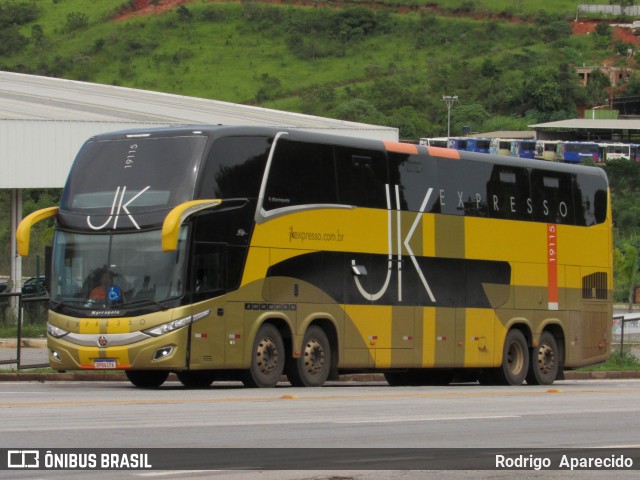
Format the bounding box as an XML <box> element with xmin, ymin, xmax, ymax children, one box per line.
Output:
<box><xmin>0</xmin><ymin>371</ymin><xmax>639</xmax><ymax>382</ymax></box>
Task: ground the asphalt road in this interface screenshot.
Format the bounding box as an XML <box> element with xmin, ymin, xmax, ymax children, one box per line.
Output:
<box><xmin>1</xmin><ymin>379</ymin><xmax>639</xmax><ymax>479</ymax></box>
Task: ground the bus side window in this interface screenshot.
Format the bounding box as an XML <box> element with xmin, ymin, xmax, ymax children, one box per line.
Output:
<box><xmin>530</xmin><ymin>171</ymin><xmax>575</xmax><ymax>225</ymax></box>
<box><xmin>486</xmin><ymin>165</ymin><xmax>531</xmax><ymax>221</ymax></box>
<box><xmin>335</xmin><ymin>146</ymin><xmax>388</xmax><ymax>208</ymax></box>
<box><xmin>573</xmin><ymin>173</ymin><xmax>608</xmax><ymax>226</ymax></box>
<box><xmin>263</xmin><ymin>139</ymin><xmax>337</xmax><ymax>210</ymax></box>
<box><xmin>192</xmin><ymin>243</ymin><xmax>227</xmax><ymax>300</ymax></box>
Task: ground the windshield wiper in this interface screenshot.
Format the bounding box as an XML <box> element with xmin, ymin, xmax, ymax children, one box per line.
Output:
<box><xmin>119</xmin><ymin>298</ymin><xmax>170</xmax><ymax>310</ymax></box>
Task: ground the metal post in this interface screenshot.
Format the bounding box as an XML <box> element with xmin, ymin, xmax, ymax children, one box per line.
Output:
<box><xmin>442</xmin><ymin>95</ymin><xmax>458</xmax><ymax>138</ymax></box>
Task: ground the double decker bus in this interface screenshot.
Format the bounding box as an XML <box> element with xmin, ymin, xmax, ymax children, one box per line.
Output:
<box><xmin>18</xmin><ymin>126</ymin><xmax>612</xmax><ymax>388</ymax></box>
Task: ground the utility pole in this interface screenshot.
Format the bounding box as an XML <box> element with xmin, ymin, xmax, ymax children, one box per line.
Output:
<box><xmin>442</xmin><ymin>95</ymin><xmax>458</xmax><ymax>138</ymax></box>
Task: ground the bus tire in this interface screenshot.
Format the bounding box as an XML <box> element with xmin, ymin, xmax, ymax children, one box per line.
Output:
<box><xmin>125</xmin><ymin>370</ymin><xmax>169</xmax><ymax>388</ymax></box>
<box><xmin>286</xmin><ymin>326</ymin><xmax>331</xmax><ymax>387</ymax></box>
<box><xmin>526</xmin><ymin>331</ymin><xmax>559</xmax><ymax>385</ymax></box>
<box><xmin>493</xmin><ymin>329</ymin><xmax>529</xmax><ymax>386</ymax></box>
<box><xmin>177</xmin><ymin>370</ymin><xmax>216</xmax><ymax>388</ymax></box>
<box><xmin>242</xmin><ymin>323</ymin><xmax>285</xmax><ymax>388</ymax></box>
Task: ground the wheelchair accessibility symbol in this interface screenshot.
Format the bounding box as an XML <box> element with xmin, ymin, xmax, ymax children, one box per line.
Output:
<box><xmin>108</xmin><ymin>286</ymin><xmax>122</xmax><ymax>302</ymax></box>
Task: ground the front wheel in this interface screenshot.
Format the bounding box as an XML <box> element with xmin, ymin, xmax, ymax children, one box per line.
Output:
<box><xmin>287</xmin><ymin>326</ymin><xmax>331</xmax><ymax>387</ymax></box>
<box><xmin>125</xmin><ymin>370</ymin><xmax>169</xmax><ymax>388</ymax></box>
<box><xmin>242</xmin><ymin>323</ymin><xmax>285</xmax><ymax>388</ymax></box>
<box><xmin>492</xmin><ymin>329</ymin><xmax>529</xmax><ymax>386</ymax></box>
<box><xmin>526</xmin><ymin>331</ymin><xmax>559</xmax><ymax>385</ymax></box>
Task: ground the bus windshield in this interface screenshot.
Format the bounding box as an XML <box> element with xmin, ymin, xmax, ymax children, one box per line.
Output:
<box><xmin>50</xmin><ymin>228</ymin><xmax>188</xmax><ymax>310</ymax></box>
<box><xmin>60</xmin><ymin>135</ymin><xmax>207</xmax><ymax>213</ymax></box>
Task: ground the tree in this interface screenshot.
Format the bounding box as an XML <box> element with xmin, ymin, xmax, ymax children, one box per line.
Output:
<box><xmin>177</xmin><ymin>5</ymin><xmax>192</xmax><ymax>22</ymax></box>
<box><xmin>614</xmin><ymin>240</ymin><xmax>639</xmax><ymax>310</ymax></box>
<box><xmin>585</xmin><ymin>69</ymin><xmax>612</xmax><ymax>107</ymax></box>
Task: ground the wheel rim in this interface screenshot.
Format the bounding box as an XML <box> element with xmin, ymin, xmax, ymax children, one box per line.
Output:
<box><xmin>507</xmin><ymin>340</ymin><xmax>525</xmax><ymax>375</ymax></box>
<box><xmin>256</xmin><ymin>337</ymin><xmax>279</xmax><ymax>376</ymax></box>
<box><xmin>537</xmin><ymin>343</ymin><xmax>556</xmax><ymax>375</ymax></box>
<box><xmin>303</xmin><ymin>338</ymin><xmax>325</xmax><ymax>376</ymax></box>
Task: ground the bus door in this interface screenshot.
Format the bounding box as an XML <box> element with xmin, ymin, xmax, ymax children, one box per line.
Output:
<box><xmin>186</xmin><ymin>242</ymin><xmax>229</xmax><ymax>369</ymax></box>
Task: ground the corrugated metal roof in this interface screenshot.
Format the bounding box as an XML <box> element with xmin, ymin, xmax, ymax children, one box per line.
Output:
<box><xmin>0</xmin><ymin>71</ymin><xmax>398</xmax><ymax>188</ymax></box>
<box><xmin>529</xmin><ymin>118</ymin><xmax>640</xmax><ymax>130</ymax></box>
<box><xmin>467</xmin><ymin>130</ymin><xmax>535</xmax><ymax>139</ymax></box>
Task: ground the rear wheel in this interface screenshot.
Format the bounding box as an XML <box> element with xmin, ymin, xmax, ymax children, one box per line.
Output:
<box><xmin>177</xmin><ymin>370</ymin><xmax>216</xmax><ymax>388</ymax></box>
<box><xmin>492</xmin><ymin>329</ymin><xmax>529</xmax><ymax>386</ymax></box>
<box><xmin>242</xmin><ymin>323</ymin><xmax>285</xmax><ymax>388</ymax></box>
<box><xmin>125</xmin><ymin>370</ymin><xmax>169</xmax><ymax>388</ymax></box>
<box><xmin>287</xmin><ymin>326</ymin><xmax>331</xmax><ymax>387</ymax></box>
<box><xmin>526</xmin><ymin>331</ymin><xmax>559</xmax><ymax>385</ymax></box>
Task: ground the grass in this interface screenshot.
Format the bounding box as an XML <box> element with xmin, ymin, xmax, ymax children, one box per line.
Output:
<box><xmin>0</xmin><ymin>324</ymin><xmax>46</xmax><ymax>339</ymax></box>
<box><xmin>8</xmin><ymin>2</ymin><xmax>611</xmax><ymax>106</ymax></box>
<box><xmin>578</xmin><ymin>348</ymin><xmax>640</xmax><ymax>371</ymax></box>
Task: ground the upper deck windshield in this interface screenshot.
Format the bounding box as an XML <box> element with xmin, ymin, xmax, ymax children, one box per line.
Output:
<box><xmin>59</xmin><ymin>135</ymin><xmax>207</xmax><ymax>230</ymax></box>
<box><xmin>50</xmin><ymin>229</ymin><xmax>188</xmax><ymax>311</ymax></box>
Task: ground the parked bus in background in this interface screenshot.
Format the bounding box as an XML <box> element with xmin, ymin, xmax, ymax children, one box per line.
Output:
<box><xmin>556</xmin><ymin>142</ymin><xmax>601</xmax><ymax>164</ymax></box>
<box><xmin>535</xmin><ymin>140</ymin><xmax>562</xmax><ymax>161</ymax></box>
<box><xmin>419</xmin><ymin>137</ymin><xmax>449</xmax><ymax>148</ymax></box>
<box><xmin>600</xmin><ymin>143</ymin><xmax>631</xmax><ymax>162</ymax></box>
<box><xmin>18</xmin><ymin>126</ymin><xmax>612</xmax><ymax>388</ymax></box>
<box><xmin>465</xmin><ymin>138</ymin><xmax>491</xmax><ymax>154</ymax></box>
<box><xmin>447</xmin><ymin>137</ymin><xmax>467</xmax><ymax>150</ymax></box>
<box><xmin>489</xmin><ymin>138</ymin><xmax>513</xmax><ymax>156</ymax></box>
<box><xmin>512</xmin><ymin>140</ymin><xmax>536</xmax><ymax>159</ymax></box>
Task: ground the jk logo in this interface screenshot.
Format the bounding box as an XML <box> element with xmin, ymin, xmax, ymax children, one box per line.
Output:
<box><xmin>352</xmin><ymin>184</ymin><xmax>436</xmax><ymax>304</ymax></box>
<box><xmin>7</xmin><ymin>450</ymin><xmax>39</xmax><ymax>468</ymax></box>
<box><xmin>87</xmin><ymin>186</ymin><xmax>150</xmax><ymax>230</ymax></box>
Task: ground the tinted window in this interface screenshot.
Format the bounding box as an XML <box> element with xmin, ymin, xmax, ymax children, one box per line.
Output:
<box><xmin>530</xmin><ymin>170</ymin><xmax>575</xmax><ymax>224</ymax></box>
<box><xmin>574</xmin><ymin>173</ymin><xmax>608</xmax><ymax>226</ymax></box>
<box><xmin>486</xmin><ymin>165</ymin><xmax>531</xmax><ymax>221</ymax></box>
<box><xmin>335</xmin><ymin>146</ymin><xmax>388</xmax><ymax>208</ymax></box>
<box><xmin>62</xmin><ymin>136</ymin><xmax>207</xmax><ymax>211</ymax></box>
<box><xmin>263</xmin><ymin>139</ymin><xmax>337</xmax><ymax>211</ymax></box>
<box><xmin>388</xmin><ymin>152</ymin><xmax>438</xmax><ymax>212</ymax></box>
<box><xmin>436</xmin><ymin>159</ymin><xmax>493</xmax><ymax>217</ymax></box>
<box><xmin>200</xmin><ymin>136</ymin><xmax>271</xmax><ymax>199</ymax></box>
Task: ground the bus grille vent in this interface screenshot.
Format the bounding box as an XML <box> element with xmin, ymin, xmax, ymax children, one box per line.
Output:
<box><xmin>202</xmin><ymin>355</ymin><xmax>213</xmax><ymax>362</ymax></box>
<box><xmin>582</xmin><ymin>272</ymin><xmax>607</xmax><ymax>300</ymax></box>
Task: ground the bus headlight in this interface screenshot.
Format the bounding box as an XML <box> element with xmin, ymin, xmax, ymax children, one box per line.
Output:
<box><xmin>143</xmin><ymin>310</ymin><xmax>210</xmax><ymax>337</ymax></box>
<box><xmin>47</xmin><ymin>322</ymin><xmax>69</xmax><ymax>338</ymax></box>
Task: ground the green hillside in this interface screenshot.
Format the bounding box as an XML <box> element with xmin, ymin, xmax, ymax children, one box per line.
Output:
<box><xmin>0</xmin><ymin>0</ymin><xmax>628</xmax><ymax>139</ymax></box>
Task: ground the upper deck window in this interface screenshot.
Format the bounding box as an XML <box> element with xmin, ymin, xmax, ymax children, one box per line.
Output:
<box><xmin>263</xmin><ymin>139</ymin><xmax>337</xmax><ymax>211</ymax></box>
<box><xmin>61</xmin><ymin>135</ymin><xmax>207</xmax><ymax>212</ymax></box>
<box><xmin>199</xmin><ymin>136</ymin><xmax>271</xmax><ymax>199</ymax></box>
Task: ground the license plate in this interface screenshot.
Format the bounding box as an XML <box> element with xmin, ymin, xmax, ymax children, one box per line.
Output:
<box><xmin>94</xmin><ymin>359</ymin><xmax>116</xmax><ymax>369</ymax></box>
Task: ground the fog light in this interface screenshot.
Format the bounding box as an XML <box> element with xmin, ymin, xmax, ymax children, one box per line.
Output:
<box><xmin>153</xmin><ymin>346</ymin><xmax>174</xmax><ymax>360</ymax></box>
<box><xmin>50</xmin><ymin>349</ymin><xmax>61</xmax><ymax>361</ymax></box>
